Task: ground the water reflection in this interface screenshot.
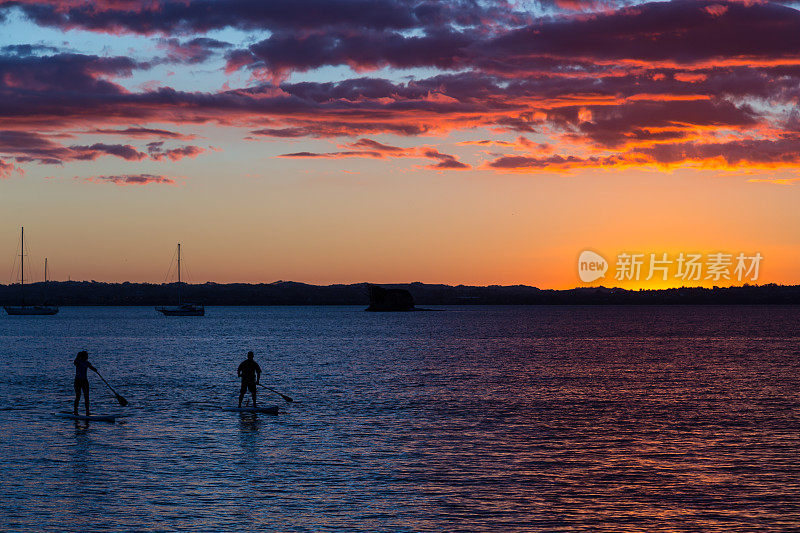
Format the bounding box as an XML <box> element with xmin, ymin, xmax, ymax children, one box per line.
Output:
<box><xmin>238</xmin><ymin>413</ymin><xmax>262</xmax><ymax>434</ymax></box>
<box><xmin>72</xmin><ymin>420</ymin><xmax>90</xmax><ymax>436</ymax></box>
<box><xmin>0</xmin><ymin>306</ymin><xmax>798</xmax><ymax>532</ymax></box>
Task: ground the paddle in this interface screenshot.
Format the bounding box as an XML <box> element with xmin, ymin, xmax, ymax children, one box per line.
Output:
<box><xmin>93</xmin><ymin>369</ymin><xmax>129</xmax><ymax>407</ymax></box>
<box><xmin>257</xmin><ymin>383</ymin><xmax>293</xmax><ymax>403</ymax></box>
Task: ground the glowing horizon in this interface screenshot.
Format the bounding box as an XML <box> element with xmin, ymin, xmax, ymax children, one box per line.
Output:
<box><xmin>1</xmin><ymin>1</ymin><xmax>799</xmax><ymax>290</ymax></box>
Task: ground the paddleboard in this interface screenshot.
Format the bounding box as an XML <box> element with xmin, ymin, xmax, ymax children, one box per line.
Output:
<box><xmin>54</xmin><ymin>412</ymin><xmax>119</xmax><ymax>423</ymax></box>
<box><xmin>222</xmin><ymin>406</ymin><xmax>279</xmax><ymax>414</ymax></box>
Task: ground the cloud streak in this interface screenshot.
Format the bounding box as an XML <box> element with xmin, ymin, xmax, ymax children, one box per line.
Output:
<box><xmin>83</xmin><ymin>173</ymin><xmax>177</xmax><ymax>186</ymax></box>
<box><xmin>278</xmin><ymin>138</ymin><xmax>470</xmax><ymax>170</ymax></box>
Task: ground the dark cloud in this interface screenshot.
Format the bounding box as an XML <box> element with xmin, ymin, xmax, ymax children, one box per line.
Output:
<box><xmin>1</xmin><ymin>43</ymin><xmax>59</xmax><ymax>55</ymax></box>
<box><xmin>348</xmin><ymin>138</ymin><xmax>405</xmax><ymax>152</ymax></box>
<box><xmin>248</xmin><ymin>127</ymin><xmax>311</xmax><ymax>138</ymax></box>
<box><xmin>486</xmin><ymin>1</ymin><xmax>800</xmax><ymax>66</ymax></box>
<box><xmin>0</xmin><ymin>131</ymin><xmax>143</xmax><ymax>163</ymax></box>
<box><xmin>0</xmin><ymin>130</ymin><xmax>209</xmax><ymax>166</ymax></box>
<box><xmin>236</xmin><ymin>28</ymin><xmax>474</xmax><ymax>79</ymax></box>
<box><xmin>1</xmin><ymin>0</ymin><xmax>525</xmax><ymax>34</ymax></box>
<box><xmin>565</xmin><ymin>99</ymin><xmax>759</xmax><ymax>148</ymax></box>
<box><xmin>158</xmin><ymin>37</ymin><xmax>231</xmax><ymax>64</ymax></box>
<box><xmin>88</xmin><ymin>127</ymin><xmax>196</xmax><ymax>139</ymax></box>
<box><xmin>486</xmin><ymin>135</ymin><xmax>800</xmax><ymax>171</ymax></box>
<box><xmin>69</xmin><ymin>142</ymin><xmax>146</xmax><ymax>161</ymax></box>
<box><xmin>487</xmin><ymin>153</ymin><xmax>611</xmax><ymax>170</ymax></box>
<box><xmin>4</xmin><ymin>1</ymin><xmax>800</xmax><ymax>174</ymax></box>
<box><xmin>0</xmin><ymin>52</ymin><xmax>144</xmax><ymax>93</ymax></box>
<box><xmin>84</xmin><ymin>173</ymin><xmax>177</xmax><ymax>185</ymax></box>
<box><xmin>218</xmin><ymin>1</ymin><xmax>800</xmax><ymax>79</ymax></box>
<box><xmin>422</xmin><ymin>149</ymin><xmax>470</xmax><ymax>170</ymax></box>
<box><xmin>147</xmin><ymin>143</ymin><xmax>205</xmax><ymax>161</ymax></box>
<box><xmin>0</xmin><ymin>130</ymin><xmax>65</xmax><ymax>162</ymax></box>
<box><xmin>279</xmin><ymin>150</ymin><xmax>385</xmax><ymax>159</ymax></box>
<box><xmin>635</xmin><ymin>135</ymin><xmax>800</xmax><ymax>167</ymax></box>
<box><xmin>533</xmin><ymin>0</ymin><xmax>636</xmax><ymax>10</ymax></box>
<box><xmin>0</xmin><ymin>131</ymin><xmax>169</xmax><ymax>164</ymax></box>
<box><xmin>279</xmin><ymin>141</ymin><xmax>470</xmax><ymax>170</ymax></box>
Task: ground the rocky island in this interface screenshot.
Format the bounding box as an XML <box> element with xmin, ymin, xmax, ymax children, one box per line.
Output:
<box><xmin>365</xmin><ymin>285</ymin><xmax>416</xmax><ymax>311</ymax></box>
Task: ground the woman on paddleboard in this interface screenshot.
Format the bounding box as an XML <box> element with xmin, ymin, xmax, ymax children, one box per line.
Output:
<box><xmin>73</xmin><ymin>350</ymin><xmax>96</xmax><ymax>416</ymax></box>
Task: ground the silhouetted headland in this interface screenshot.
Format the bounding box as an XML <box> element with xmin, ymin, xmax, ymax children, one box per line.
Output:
<box><xmin>2</xmin><ymin>281</ymin><xmax>799</xmax><ymax>306</ymax></box>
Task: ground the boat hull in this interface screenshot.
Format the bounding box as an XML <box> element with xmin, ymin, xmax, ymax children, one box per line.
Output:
<box><xmin>156</xmin><ymin>305</ymin><xmax>204</xmax><ymax>316</ymax></box>
<box><xmin>4</xmin><ymin>306</ymin><xmax>59</xmax><ymax>315</ymax></box>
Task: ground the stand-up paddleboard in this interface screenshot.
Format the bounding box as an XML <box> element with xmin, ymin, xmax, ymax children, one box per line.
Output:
<box><xmin>54</xmin><ymin>412</ymin><xmax>119</xmax><ymax>423</ymax></box>
<box><xmin>222</xmin><ymin>405</ymin><xmax>279</xmax><ymax>415</ymax></box>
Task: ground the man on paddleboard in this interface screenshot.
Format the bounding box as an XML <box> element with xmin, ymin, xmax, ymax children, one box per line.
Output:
<box><xmin>238</xmin><ymin>351</ymin><xmax>262</xmax><ymax>408</ymax></box>
<box><xmin>73</xmin><ymin>350</ymin><xmax>96</xmax><ymax>415</ymax></box>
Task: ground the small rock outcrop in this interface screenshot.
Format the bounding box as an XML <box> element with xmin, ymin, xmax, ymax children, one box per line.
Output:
<box><xmin>366</xmin><ymin>285</ymin><xmax>415</xmax><ymax>311</ymax></box>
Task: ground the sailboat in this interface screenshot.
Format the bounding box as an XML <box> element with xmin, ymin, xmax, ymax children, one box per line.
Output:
<box><xmin>4</xmin><ymin>227</ymin><xmax>59</xmax><ymax>316</ymax></box>
<box><xmin>155</xmin><ymin>243</ymin><xmax>204</xmax><ymax>316</ymax></box>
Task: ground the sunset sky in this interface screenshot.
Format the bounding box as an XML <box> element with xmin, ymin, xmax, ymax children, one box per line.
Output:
<box><xmin>1</xmin><ymin>0</ymin><xmax>799</xmax><ymax>288</ymax></box>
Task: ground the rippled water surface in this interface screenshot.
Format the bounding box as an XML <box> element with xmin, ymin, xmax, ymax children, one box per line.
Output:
<box><xmin>1</xmin><ymin>306</ymin><xmax>799</xmax><ymax>532</ymax></box>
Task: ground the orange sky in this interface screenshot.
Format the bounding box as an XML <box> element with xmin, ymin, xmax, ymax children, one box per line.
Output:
<box><xmin>3</xmin><ymin>159</ymin><xmax>798</xmax><ymax>288</ymax></box>
<box><xmin>1</xmin><ymin>0</ymin><xmax>800</xmax><ymax>289</ymax></box>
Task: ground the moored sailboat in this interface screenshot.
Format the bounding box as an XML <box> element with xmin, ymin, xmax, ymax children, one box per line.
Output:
<box><xmin>155</xmin><ymin>243</ymin><xmax>204</xmax><ymax>316</ymax></box>
<box><xmin>4</xmin><ymin>227</ymin><xmax>59</xmax><ymax>316</ymax></box>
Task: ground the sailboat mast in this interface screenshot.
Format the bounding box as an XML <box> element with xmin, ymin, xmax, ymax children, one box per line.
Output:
<box><xmin>177</xmin><ymin>243</ymin><xmax>181</xmax><ymax>305</ymax></box>
<box><xmin>20</xmin><ymin>227</ymin><xmax>24</xmax><ymax>287</ymax></box>
<box><xmin>44</xmin><ymin>258</ymin><xmax>48</xmax><ymax>283</ymax></box>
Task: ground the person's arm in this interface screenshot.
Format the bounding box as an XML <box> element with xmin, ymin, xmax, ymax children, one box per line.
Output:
<box><xmin>237</xmin><ymin>362</ymin><xmax>242</xmax><ymax>378</ymax></box>
<box><xmin>88</xmin><ymin>362</ymin><xmax>97</xmax><ymax>372</ymax></box>
<box><xmin>256</xmin><ymin>363</ymin><xmax>261</xmax><ymax>384</ymax></box>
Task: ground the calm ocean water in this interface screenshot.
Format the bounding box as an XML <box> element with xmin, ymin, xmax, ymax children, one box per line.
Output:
<box><xmin>0</xmin><ymin>305</ymin><xmax>798</xmax><ymax>532</ymax></box>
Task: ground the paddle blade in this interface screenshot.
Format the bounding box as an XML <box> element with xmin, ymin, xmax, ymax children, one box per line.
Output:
<box><xmin>116</xmin><ymin>394</ymin><xmax>128</xmax><ymax>407</ymax></box>
<box><xmin>281</xmin><ymin>394</ymin><xmax>293</xmax><ymax>403</ymax></box>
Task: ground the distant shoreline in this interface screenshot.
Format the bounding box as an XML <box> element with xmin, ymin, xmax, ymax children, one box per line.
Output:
<box><xmin>2</xmin><ymin>281</ymin><xmax>799</xmax><ymax>306</ymax></box>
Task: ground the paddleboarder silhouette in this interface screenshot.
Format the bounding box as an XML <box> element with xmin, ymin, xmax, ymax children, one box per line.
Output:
<box><xmin>73</xmin><ymin>350</ymin><xmax>96</xmax><ymax>415</ymax></box>
<box><xmin>238</xmin><ymin>351</ymin><xmax>261</xmax><ymax>408</ymax></box>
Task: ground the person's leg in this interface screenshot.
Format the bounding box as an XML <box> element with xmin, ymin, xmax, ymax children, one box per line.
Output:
<box><xmin>239</xmin><ymin>382</ymin><xmax>246</xmax><ymax>408</ymax></box>
<box><xmin>82</xmin><ymin>381</ymin><xmax>90</xmax><ymax>415</ymax></box>
<box><xmin>73</xmin><ymin>380</ymin><xmax>81</xmax><ymax>415</ymax></box>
